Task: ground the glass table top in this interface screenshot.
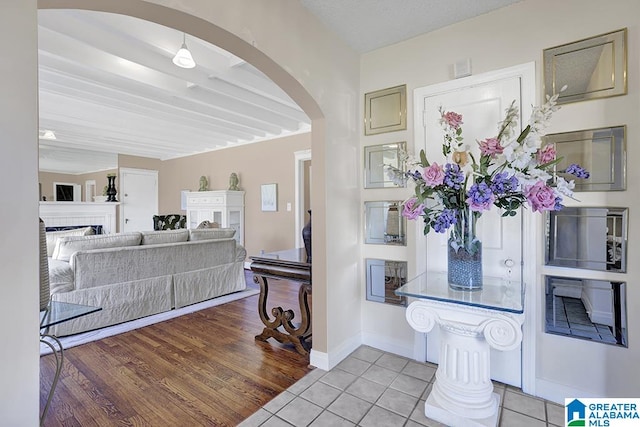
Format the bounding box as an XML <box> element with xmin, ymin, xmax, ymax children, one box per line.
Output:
<box><xmin>40</xmin><ymin>301</ymin><xmax>102</xmax><ymax>330</ymax></box>
<box><xmin>395</xmin><ymin>271</ymin><xmax>524</xmax><ymax>314</ymax></box>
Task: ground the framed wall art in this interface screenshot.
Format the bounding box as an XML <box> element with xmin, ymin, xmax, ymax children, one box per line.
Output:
<box><xmin>261</xmin><ymin>183</ymin><xmax>277</xmax><ymax>212</ymax></box>
<box><xmin>543</xmin><ymin>28</ymin><xmax>627</xmax><ymax>104</ymax></box>
<box><xmin>364</xmin><ymin>84</ymin><xmax>407</xmax><ymax>135</ymax></box>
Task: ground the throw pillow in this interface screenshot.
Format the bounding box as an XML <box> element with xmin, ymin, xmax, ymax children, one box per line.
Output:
<box><xmin>140</xmin><ymin>229</ymin><xmax>189</xmax><ymax>245</ymax></box>
<box><xmin>45</xmin><ymin>226</ymin><xmax>94</xmax><ymax>257</ymax></box>
<box><xmin>53</xmin><ymin>232</ymin><xmax>142</xmax><ymax>262</ymax></box>
<box><xmin>188</xmin><ymin>228</ymin><xmax>236</xmax><ymax>241</ymax></box>
<box><xmin>196</xmin><ymin>220</ymin><xmax>220</xmax><ymax>229</ymax></box>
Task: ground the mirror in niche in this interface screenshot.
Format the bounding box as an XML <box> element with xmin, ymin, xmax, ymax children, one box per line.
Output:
<box><xmin>545</xmin><ymin>275</ymin><xmax>627</xmax><ymax>347</ymax></box>
<box><xmin>545</xmin><ymin>126</ymin><xmax>625</xmax><ymax>191</ymax></box>
<box><xmin>546</xmin><ymin>207</ymin><xmax>627</xmax><ymax>272</ymax></box>
<box><xmin>364</xmin><ymin>201</ymin><xmax>406</xmax><ymax>245</ymax></box>
<box><xmin>543</xmin><ymin>28</ymin><xmax>627</xmax><ymax>104</ymax></box>
<box><xmin>365</xmin><ymin>259</ymin><xmax>407</xmax><ymax>306</ymax></box>
<box><xmin>364</xmin><ymin>142</ymin><xmax>406</xmax><ymax>188</ymax></box>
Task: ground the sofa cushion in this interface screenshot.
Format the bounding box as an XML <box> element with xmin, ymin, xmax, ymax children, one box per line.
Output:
<box><xmin>188</xmin><ymin>228</ymin><xmax>236</xmax><ymax>241</ymax></box>
<box><xmin>53</xmin><ymin>232</ymin><xmax>142</xmax><ymax>262</ymax></box>
<box><xmin>140</xmin><ymin>229</ymin><xmax>189</xmax><ymax>245</ymax></box>
<box><xmin>45</xmin><ymin>226</ymin><xmax>94</xmax><ymax>256</ymax></box>
<box><xmin>48</xmin><ymin>258</ymin><xmax>74</xmax><ymax>294</ymax></box>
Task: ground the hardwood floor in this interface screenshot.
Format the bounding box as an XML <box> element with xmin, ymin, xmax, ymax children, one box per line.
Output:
<box><xmin>40</xmin><ymin>274</ymin><xmax>313</xmax><ymax>426</ymax></box>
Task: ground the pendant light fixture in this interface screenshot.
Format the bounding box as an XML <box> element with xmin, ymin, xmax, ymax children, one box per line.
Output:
<box><xmin>172</xmin><ymin>32</ymin><xmax>196</xmax><ymax>69</ymax></box>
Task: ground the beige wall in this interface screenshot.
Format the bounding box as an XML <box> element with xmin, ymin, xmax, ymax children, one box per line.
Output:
<box><xmin>157</xmin><ymin>132</ymin><xmax>311</xmax><ymax>257</ymax></box>
<box><xmin>360</xmin><ymin>0</ymin><xmax>639</xmax><ymax>401</ymax></box>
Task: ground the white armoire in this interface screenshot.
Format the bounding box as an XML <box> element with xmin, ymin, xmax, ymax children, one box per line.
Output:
<box><xmin>185</xmin><ymin>190</ymin><xmax>245</xmax><ymax>245</ymax></box>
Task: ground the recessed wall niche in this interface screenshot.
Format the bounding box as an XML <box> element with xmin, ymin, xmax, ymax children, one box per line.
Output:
<box><xmin>544</xmin><ymin>125</ymin><xmax>626</xmax><ymax>191</ymax></box>
<box><xmin>364</xmin><ymin>201</ymin><xmax>406</xmax><ymax>246</ymax></box>
<box><xmin>545</xmin><ymin>275</ymin><xmax>627</xmax><ymax>347</ymax></box>
<box><xmin>546</xmin><ymin>207</ymin><xmax>627</xmax><ymax>273</ymax></box>
<box><xmin>365</xmin><ymin>259</ymin><xmax>407</xmax><ymax>306</ymax></box>
<box><xmin>364</xmin><ymin>142</ymin><xmax>406</xmax><ymax>189</ymax></box>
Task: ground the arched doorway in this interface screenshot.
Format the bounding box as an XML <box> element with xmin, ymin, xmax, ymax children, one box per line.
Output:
<box><xmin>37</xmin><ymin>0</ymin><xmax>363</xmax><ymax>375</ymax></box>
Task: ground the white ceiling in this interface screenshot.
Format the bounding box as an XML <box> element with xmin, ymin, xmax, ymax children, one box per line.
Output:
<box><xmin>299</xmin><ymin>0</ymin><xmax>522</xmax><ymax>53</ymax></box>
<box><xmin>38</xmin><ymin>1</ymin><xmax>521</xmax><ymax>174</ymax></box>
<box><xmin>38</xmin><ymin>9</ymin><xmax>310</xmax><ymax>174</ymax></box>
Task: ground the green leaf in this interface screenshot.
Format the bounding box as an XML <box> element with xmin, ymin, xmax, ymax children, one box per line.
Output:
<box><xmin>420</xmin><ymin>150</ymin><xmax>429</xmax><ymax>167</ymax></box>
<box><xmin>517</xmin><ymin>125</ymin><xmax>531</xmax><ymax>143</ymax></box>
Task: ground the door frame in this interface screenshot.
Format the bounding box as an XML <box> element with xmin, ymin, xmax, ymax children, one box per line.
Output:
<box><xmin>294</xmin><ymin>149</ymin><xmax>311</xmax><ymax>248</ymax></box>
<box><xmin>119</xmin><ymin>167</ymin><xmax>159</xmax><ymax>232</ymax></box>
<box><xmin>413</xmin><ymin>62</ymin><xmax>538</xmax><ymax>393</ymax></box>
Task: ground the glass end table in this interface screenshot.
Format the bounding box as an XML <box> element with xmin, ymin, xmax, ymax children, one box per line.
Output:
<box><xmin>40</xmin><ymin>301</ymin><xmax>101</xmax><ymax>426</ymax></box>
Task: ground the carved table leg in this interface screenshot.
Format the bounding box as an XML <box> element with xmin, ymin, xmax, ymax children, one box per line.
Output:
<box><xmin>254</xmin><ymin>275</ymin><xmax>312</xmax><ymax>355</ymax></box>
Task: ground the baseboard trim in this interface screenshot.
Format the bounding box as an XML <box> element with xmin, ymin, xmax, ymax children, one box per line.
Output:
<box><xmin>310</xmin><ymin>334</ymin><xmax>362</xmax><ymax>371</ymax></box>
<box><xmin>362</xmin><ymin>332</ymin><xmax>415</xmax><ymax>360</ymax></box>
<box><xmin>535</xmin><ymin>378</ymin><xmax>598</xmax><ymax>404</ymax></box>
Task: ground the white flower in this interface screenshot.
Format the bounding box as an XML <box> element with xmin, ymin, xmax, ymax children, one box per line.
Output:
<box><xmin>502</xmin><ymin>142</ymin><xmax>533</xmax><ymax>170</ymax></box>
<box><xmin>555</xmin><ymin>176</ymin><xmax>575</xmax><ymax>197</ymax></box>
<box><xmin>528</xmin><ymin>167</ymin><xmax>552</xmax><ymax>182</ymax></box>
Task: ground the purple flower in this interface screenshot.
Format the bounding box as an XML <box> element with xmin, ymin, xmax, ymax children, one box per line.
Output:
<box><xmin>443</xmin><ymin>163</ymin><xmax>465</xmax><ymax>190</ymax></box>
<box><xmin>490</xmin><ymin>172</ymin><xmax>519</xmax><ymax>195</ymax></box>
<box><xmin>402</xmin><ymin>197</ymin><xmax>425</xmax><ymax>220</ymax></box>
<box><xmin>566</xmin><ymin>164</ymin><xmax>590</xmax><ymax>179</ymax></box>
<box><xmin>554</xmin><ymin>196</ymin><xmax>563</xmax><ymax>211</ymax></box>
<box><xmin>408</xmin><ymin>170</ymin><xmax>423</xmax><ymax>181</ymax></box>
<box><xmin>466</xmin><ymin>182</ymin><xmax>495</xmax><ymax>212</ymax></box>
<box><xmin>433</xmin><ymin>209</ymin><xmax>457</xmax><ymax>233</ymax></box>
<box><xmin>525</xmin><ymin>181</ymin><xmax>556</xmax><ymax>212</ymax></box>
<box><xmin>422</xmin><ymin>162</ymin><xmax>445</xmax><ymax>187</ymax></box>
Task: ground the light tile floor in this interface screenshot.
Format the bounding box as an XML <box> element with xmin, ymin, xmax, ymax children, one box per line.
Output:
<box><xmin>239</xmin><ymin>346</ymin><xmax>564</xmax><ymax>427</ymax></box>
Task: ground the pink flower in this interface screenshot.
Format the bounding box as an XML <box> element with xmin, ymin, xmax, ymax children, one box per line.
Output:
<box><xmin>525</xmin><ymin>181</ymin><xmax>556</xmax><ymax>212</ymax></box>
<box><xmin>422</xmin><ymin>163</ymin><xmax>445</xmax><ymax>186</ymax></box>
<box><xmin>442</xmin><ymin>111</ymin><xmax>463</xmax><ymax>129</ymax></box>
<box><xmin>537</xmin><ymin>144</ymin><xmax>556</xmax><ymax>164</ymax></box>
<box><xmin>402</xmin><ymin>197</ymin><xmax>425</xmax><ymax>220</ymax></box>
<box><xmin>478</xmin><ymin>137</ymin><xmax>504</xmax><ymax>158</ymax></box>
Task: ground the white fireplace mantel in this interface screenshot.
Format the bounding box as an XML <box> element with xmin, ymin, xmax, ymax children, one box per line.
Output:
<box><xmin>39</xmin><ymin>202</ymin><xmax>120</xmax><ymax>234</ymax></box>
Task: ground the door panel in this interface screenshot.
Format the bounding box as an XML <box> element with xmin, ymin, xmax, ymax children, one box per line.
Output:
<box><xmin>120</xmin><ymin>169</ymin><xmax>158</xmax><ymax>232</ymax></box>
<box><xmin>420</xmin><ymin>77</ymin><xmax>523</xmax><ymax>386</ymax></box>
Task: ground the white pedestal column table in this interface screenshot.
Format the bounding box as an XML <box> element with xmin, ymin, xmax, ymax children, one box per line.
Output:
<box><xmin>396</xmin><ymin>272</ymin><xmax>524</xmax><ymax>427</ymax></box>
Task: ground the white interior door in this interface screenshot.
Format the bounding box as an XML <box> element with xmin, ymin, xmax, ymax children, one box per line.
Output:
<box><xmin>120</xmin><ymin>168</ymin><xmax>158</xmax><ymax>232</ymax></box>
<box><xmin>414</xmin><ymin>64</ymin><xmax>536</xmax><ymax>387</ymax></box>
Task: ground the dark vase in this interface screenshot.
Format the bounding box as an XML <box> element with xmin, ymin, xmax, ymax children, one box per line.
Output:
<box><xmin>302</xmin><ymin>210</ymin><xmax>312</xmax><ymax>262</ymax></box>
<box><xmin>106</xmin><ymin>175</ymin><xmax>118</xmax><ymax>202</ymax></box>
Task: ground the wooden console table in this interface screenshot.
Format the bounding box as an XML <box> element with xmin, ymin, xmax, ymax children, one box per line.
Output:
<box><xmin>250</xmin><ymin>248</ymin><xmax>311</xmax><ymax>355</ymax></box>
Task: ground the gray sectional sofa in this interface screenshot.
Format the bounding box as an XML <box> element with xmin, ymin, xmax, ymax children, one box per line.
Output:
<box><xmin>47</xmin><ymin>228</ymin><xmax>247</xmax><ymax>336</ymax></box>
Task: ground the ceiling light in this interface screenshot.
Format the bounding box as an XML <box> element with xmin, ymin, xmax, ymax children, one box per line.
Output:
<box><xmin>172</xmin><ymin>33</ymin><xmax>196</xmax><ymax>69</ymax></box>
<box><xmin>41</xmin><ymin>130</ymin><xmax>56</xmax><ymax>140</ymax></box>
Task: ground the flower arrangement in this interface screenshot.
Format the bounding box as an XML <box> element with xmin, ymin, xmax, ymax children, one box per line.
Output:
<box><xmin>386</xmin><ymin>93</ymin><xmax>589</xmax><ymax>289</ymax></box>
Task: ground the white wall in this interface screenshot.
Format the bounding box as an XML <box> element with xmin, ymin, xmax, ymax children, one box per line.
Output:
<box><xmin>0</xmin><ymin>1</ymin><xmax>40</xmax><ymax>424</ymax></box>
<box><xmin>360</xmin><ymin>0</ymin><xmax>640</xmax><ymax>402</ymax></box>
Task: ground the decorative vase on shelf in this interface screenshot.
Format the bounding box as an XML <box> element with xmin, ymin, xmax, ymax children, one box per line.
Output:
<box><xmin>106</xmin><ymin>175</ymin><xmax>118</xmax><ymax>202</ymax></box>
<box><xmin>302</xmin><ymin>210</ymin><xmax>312</xmax><ymax>262</ymax></box>
<box><xmin>447</xmin><ymin>206</ymin><xmax>482</xmax><ymax>291</ymax></box>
